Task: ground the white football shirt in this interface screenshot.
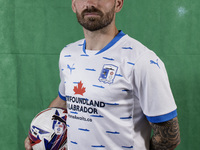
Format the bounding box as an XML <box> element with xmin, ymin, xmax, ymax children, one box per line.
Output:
<box><xmin>58</xmin><ymin>31</ymin><xmax>177</xmax><ymax>150</ymax></box>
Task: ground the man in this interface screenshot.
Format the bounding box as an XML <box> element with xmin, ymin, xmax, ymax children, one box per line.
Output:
<box><xmin>25</xmin><ymin>0</ymin><xmax>180</xmax><ymax>149</ymax></box>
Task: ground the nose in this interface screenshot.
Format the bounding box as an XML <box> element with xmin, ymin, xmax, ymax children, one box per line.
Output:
<box><xmin>85</xmin><ymin>0</ymin><xmax>98</xmax><ymax>8</ymax></box>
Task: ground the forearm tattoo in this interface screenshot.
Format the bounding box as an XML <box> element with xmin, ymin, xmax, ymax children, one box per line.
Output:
<box><xmin>150</xmin><ymin>117</ymin><xmax>180</xmax><ymax>150</ymax></box>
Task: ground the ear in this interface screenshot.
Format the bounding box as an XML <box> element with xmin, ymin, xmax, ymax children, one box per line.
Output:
<box><xmin>71</xmin><ymin>0</ymin><xmax>76</xmax><ymax>13</ymax></box>
<box><xmin>115</xmin><ymin>0</ymin><xmax>124</xmax><ymax>13</ymax></box>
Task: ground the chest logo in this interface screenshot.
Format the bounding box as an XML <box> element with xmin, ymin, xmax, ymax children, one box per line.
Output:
<box><xmin>67</xmin><ymin>64</ymin><xmax>75</xmax><ymax>74</ymax></box>
<box><xmin>73</xmin><ymin>81</ymin><xmax>86</xmax><ymax>96</ymax></box>
<box><xmin>99</xmin><ymin>64</ymin><xmax>118</xmax><ymax>84</ymax></box>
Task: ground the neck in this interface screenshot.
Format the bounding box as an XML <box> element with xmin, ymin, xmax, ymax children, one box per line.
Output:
<box><xmin>83</xmin><ymin>23</ymin><xmax>119</xmax><ymax>50</ymax></box>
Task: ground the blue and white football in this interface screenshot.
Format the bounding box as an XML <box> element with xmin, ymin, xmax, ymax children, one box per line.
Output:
<box><xmin>28</xmin><ymin>107</ymin><xmax>67</xmax><ymax>150</ymax></box>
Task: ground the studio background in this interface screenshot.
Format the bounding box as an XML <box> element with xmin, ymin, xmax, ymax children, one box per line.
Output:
<box><xmin>0</xmin><ymin>0</ymin><xmax>199</xmax><ymax>149</ymax></box>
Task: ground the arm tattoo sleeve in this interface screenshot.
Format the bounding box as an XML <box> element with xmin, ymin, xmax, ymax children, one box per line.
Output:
<box><xmin>149</xmin><ymin>117</ymin><xmax>181</xmax><ymax>150</ymax></box>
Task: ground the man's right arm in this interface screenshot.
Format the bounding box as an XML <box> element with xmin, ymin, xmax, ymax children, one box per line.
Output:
<box><xmin>24</xmin><ymin>95</ymin><xmax>66</xmax><ymax>150</ymax></box>
<box><xmin>48</xmin><ymin>95</ymin><xmax>67</xmax><ymax>109</ymax></box>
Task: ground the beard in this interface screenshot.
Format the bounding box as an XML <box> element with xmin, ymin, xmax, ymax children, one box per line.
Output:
<box><xmin>76</xmin><ymin>5</ymin><xmax>115</xmax><ymax>31</ymax></box>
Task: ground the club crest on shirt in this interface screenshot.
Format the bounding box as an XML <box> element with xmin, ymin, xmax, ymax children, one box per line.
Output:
<box><xmin>99</xmin><ymin>64</ymin><xmax>118</xmax><ymax>84</ymax></box>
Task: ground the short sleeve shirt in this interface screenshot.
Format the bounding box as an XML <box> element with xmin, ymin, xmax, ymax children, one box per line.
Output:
<box><xmin>58</xmin><ymin>31</ymin><xmax>177</xmax><ymax>150</ymax></box>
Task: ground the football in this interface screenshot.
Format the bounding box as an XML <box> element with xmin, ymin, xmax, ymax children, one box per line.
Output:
<box><xmin>28</xmin><ymin>107</ymin><xmax>68</xmax><ymax>150</ymax></box>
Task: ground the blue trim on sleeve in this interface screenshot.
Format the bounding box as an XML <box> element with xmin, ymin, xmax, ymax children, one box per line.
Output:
<box><xmin>58</xmin><ymin>92</ymin><xmax>66</xmax><ymax>101</ymax></box>
<box><xmin>146</xmin><ymin>109</ymin><xmax>177</xmax><ymax>123</ymax></box>
<box><xmin>82</xmin><ymin>30</ymin><xmax>126</xmax><ymax>55</ymax></box>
